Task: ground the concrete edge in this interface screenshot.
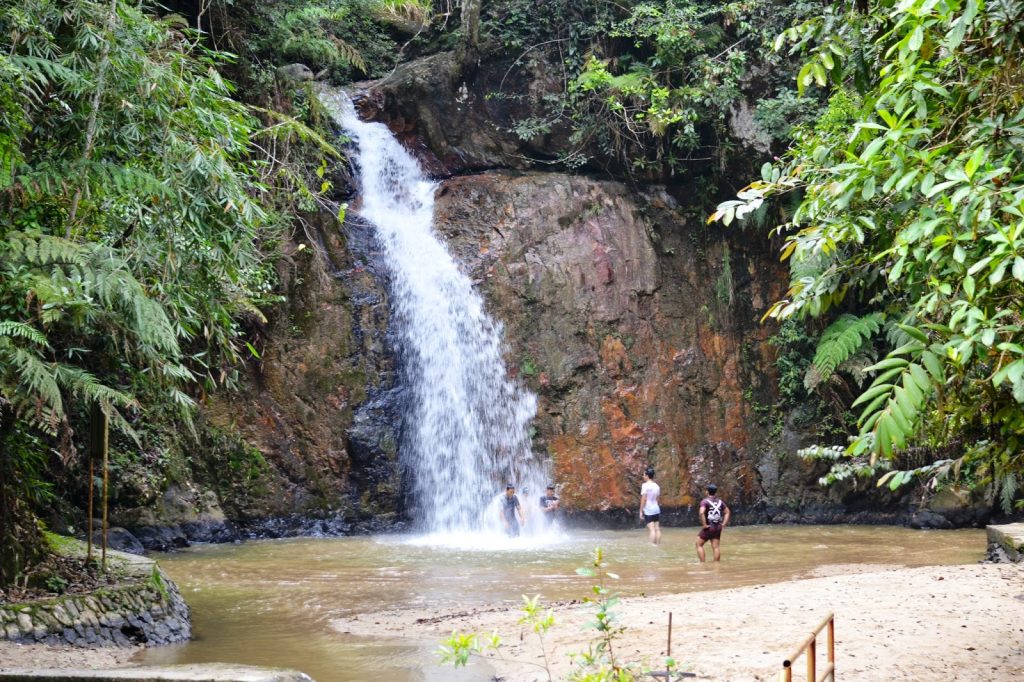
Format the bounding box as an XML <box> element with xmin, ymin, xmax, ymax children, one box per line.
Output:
<box><xmin>985</xmin><ymin>522</ymin><xmax>1024</xmax><ymax>562</ymax></box>
<box><xmin>0</xmin><ymin>663</ymin><xmax>313</xmax><ymax>682</ymax></box>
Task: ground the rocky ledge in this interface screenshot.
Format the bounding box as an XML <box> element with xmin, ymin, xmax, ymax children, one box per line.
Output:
<box><xmin>986</xmin><ymin>522</ymin><xmax>1024</xmax><ymax>562</ymax></box>
<box><xmin>0</xmin><ymin>544</ymin><xmax>189</xmax><ymax>648</ymax></box>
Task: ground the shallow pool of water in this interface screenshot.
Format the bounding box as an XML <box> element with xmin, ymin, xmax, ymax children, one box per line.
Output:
<box><xmin>137</xmin><ymin>525</ymin><xmax>984</xmax><ymax>681</ymax></box>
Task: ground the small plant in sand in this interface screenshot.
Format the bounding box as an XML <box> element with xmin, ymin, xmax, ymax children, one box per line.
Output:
<box><xmin>438</xmin><ymin>547</ymin><xmax>683</xmax><ymax>681</ymax></box>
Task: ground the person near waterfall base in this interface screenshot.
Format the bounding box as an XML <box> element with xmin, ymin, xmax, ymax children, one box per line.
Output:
<box><xmin>539</xmin><ymin>484</ymin><xmax>559</xmax><ymax>525</ymax></box>
<box><xmin>696</xmin><ymin>484</ymin><xmax>731</xmax><ymax>562</ymax></box>
<box><xmin>500</xmin><ymin>483</ymin><xmax>525</xmax><ymax>537</ymax></box>
<box><xmin>639</xmin><ymin>467</ymin><xmax>661</xmax><ymax>545</ymax></box>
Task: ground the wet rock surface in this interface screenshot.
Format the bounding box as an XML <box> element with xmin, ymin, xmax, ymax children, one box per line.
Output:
<box><xmin>432</xmin><ymin>172</ymin><xmax>789</xmax><ymax>513</ymax></box>
<box><xmin>350</xmin><ymin>51</ymin><xmax>566</xmax><ymax>176</ymax></box>
<box><xmin>190</xmin><ymin>205</ymin><xmax>403</xmax><ymax>532</ymax></box>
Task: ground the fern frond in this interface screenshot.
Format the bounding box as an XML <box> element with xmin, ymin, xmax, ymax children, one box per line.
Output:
<box><xmin>9</xmin><ymin>55</ymin><xmax>86</xmax><ymax>96</ymax></box>
<box><xmin>807</xmin><ymin>312</ymin><xmax>884</xmax><ymax>388</ymax></box>
<box><xmin>6</xmin><ymin>231</ymin><xmax>89</xmax><ymax>268</ymax></box>
<box><xmin>250</xmin><ymin>105</ymin><xmax>344</xmax><ymax>158</ymax></box>
<box><xmin>334</xmin><ymin>38</ymin><xmax>367</xmax><ymax>74</ymax></box>
<box><xmin>999</xmin><ymin>472</ymin><xmax>1018</xmax><ymax>515</ymax></box>
<box><xmin>839</xmin><ymin>345</ymin><xmax>878</xmax><ymax>386</ymax></box>
<box><xmin>0</xmin><ymin>321</ymin><xmax>50</xmax><ymax>348</ymax></box>
<box><xmin>52</xmin><ymin>365</ymin><xmax>136</xmax><ymax>410</ymax></box>
<box><xmin>0</xmin><ymin>346</ymin><xmax>64</xmax><ymax>430</ymax></box>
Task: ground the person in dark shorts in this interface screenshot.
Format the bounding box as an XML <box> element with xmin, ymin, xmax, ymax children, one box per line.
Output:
<box><xmin>539</xmin><ymin>484</ymin><xmax>559</xmax><ymax>525</ymax></box>
<box><xmin>639</xmin><ymin>467</ymin><xmax>662</xmax><ymax>545</ymax></box>
<box><xmin>500</xmin><ymin>483</ymin><xmax>525</xmax><ymax>537</ymax></box>
<box><xmin>696</xmin><ymin>484</ymin><xmax>730</xmax><ymax>562</ymax></box>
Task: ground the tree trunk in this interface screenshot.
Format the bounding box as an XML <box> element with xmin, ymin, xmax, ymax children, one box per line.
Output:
<box><xmin>460</xmin><ymin>0</ymin><xmax>481</xmax><ymax>60</ymax></box>
<box><xmin>0</xmin><ymin>407</ymin><xmax>44</xmax><ymax>587</ymax></box>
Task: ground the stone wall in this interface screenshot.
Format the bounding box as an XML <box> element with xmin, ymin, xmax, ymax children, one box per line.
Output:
<box><xmin>0</xmin><ymin>566</ymin><xmax>189</xmax><ymax>648</ymax></box>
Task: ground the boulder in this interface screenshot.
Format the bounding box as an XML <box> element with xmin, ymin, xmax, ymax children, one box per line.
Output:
<box><xmin>276</xmin><ymin>63</ymin><xmax>314</xmax><ymax>82</ymax></box>
<box><xmin>91</xmin><ymin>527</ymin><xmax>145</xmax><ymax>555</ymax></box>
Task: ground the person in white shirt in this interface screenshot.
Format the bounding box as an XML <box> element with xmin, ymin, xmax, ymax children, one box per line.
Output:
<box><xmin>638</xmin><ymin>466</ymin><xmax>662</xmax><ymax>545</ymax></box>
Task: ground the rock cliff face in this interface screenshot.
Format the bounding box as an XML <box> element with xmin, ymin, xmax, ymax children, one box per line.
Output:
<box><xmin>196</xmin><ymin>208</ymin><xmax>405</xmax><ymax>533</ymax></box>
<box><xmin>433</xmin><ymin>172</ymin><xmax>787</xmax><ymax>516</ymax></box>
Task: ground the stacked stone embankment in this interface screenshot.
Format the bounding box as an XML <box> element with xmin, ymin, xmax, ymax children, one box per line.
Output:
<box><xmin>0</xmin><ymin>550</ymin><xmax>189</xmax><ymax>648</ymax></box>
<box><xmin>986</xmin><ymin>522</ymin><xmax>1024</xmax><ymax>562</ymax></box>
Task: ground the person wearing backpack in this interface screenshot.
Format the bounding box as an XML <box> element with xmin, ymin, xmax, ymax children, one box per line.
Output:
<box><xmin>696</xmin><ymin>484</ymin><xmax>730</xmax><ymax>562</ymax></box>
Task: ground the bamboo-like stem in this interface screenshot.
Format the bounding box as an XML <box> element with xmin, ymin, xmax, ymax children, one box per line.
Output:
<box><xmin>86</xmin><ymin>457</ymin><xmax>94</xmax><ymax>565</ymax></box>
<box><xmin>96</xmin><ymin>405</ymin><xmax>109</xmax><ymax>571</ymax></box>
<box><xmin>67</xmin><ymin>0</ymin><xmax>119</xmax><ymax>236</ymax></box>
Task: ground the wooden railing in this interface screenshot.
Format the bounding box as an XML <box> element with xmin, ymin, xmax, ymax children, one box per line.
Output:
<box><xmin>779</xmin><ymin>612</ymin><xmax>835</xmax><ymax>682</ymax></box>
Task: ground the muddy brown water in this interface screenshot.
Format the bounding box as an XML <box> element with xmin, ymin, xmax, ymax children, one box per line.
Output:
<box><xmin>137</xmin><ymin>525</ymin><xmax>984</xmax><ymax>681</ymax></box>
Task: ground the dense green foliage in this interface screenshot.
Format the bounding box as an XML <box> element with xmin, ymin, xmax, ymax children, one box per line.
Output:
<box><xmin>0</xmin><ymin>0</ymin><xmax>324</xmax><ymax>584</ymax></box>
<box><xmin>484</xmin><ymin>0</ymin><xmax>819</xmax><ymax>180</ymax></box>
<box><xmin>235</xmin><ymin>0</ymin><xmax>428</xmax><ymax>81</ymax></box>
<box><xmin>713</xmin><ymin>0</ymin><xmax>1024</xmax><ymax>508</ymax></box>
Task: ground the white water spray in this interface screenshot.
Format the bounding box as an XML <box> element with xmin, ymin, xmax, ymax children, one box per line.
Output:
<box><xmin>321</xmin><ymin>90</ymin><xmax>558</xmax><ymax>544</ymax></box>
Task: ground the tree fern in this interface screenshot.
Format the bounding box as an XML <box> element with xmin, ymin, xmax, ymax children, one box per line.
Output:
<box><xmin>805</xmin><ymin>312</ymin><xmax>884</xmax><ymax>389</ymax></box>
<box><xmin>0</xmin><ymin>232</ymin><xmax>185</xmax><ymax>439</ymax></box>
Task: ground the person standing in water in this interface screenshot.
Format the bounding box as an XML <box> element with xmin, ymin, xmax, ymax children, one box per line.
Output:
<box><xmin>500</xmin><ymin>483</ymin><xmax>525</xmax><ymax>537</ymax></box>
<box><xmin>696</xmin><ymin>484</ymin><xmax>730</xmax><ymax>562</ymax></box>
<box><xmin>539</xmin><ymin>484</ymin><xmax>559</xmax><ymax>525</ymax></box>
<box><xmin>638</xmin><ymin>467</ymin><xmax>661</xmax><ymax>545</ymax></box>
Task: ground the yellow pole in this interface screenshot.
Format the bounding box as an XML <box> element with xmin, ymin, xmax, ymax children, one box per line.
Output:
<box><xmin>96</xmin><ymin>404</ymin><xmax>109</xmax><ymax>571</ymax></box>
<box><xmin>807</xmin><ymin>636</ymin><xmax>816</xmax><ymax>682</ymax></box>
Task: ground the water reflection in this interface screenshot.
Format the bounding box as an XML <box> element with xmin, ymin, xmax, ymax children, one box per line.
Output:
<box><xmin>138</xmin><ymin>525</ymin><xmax>984</xmax><ymax>681</ymax></box>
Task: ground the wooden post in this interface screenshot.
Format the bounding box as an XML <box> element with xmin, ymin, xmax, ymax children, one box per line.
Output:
<box><xmin>828</xmin><ymin>617</ymin><xmax>835</xmax><ymax>668</ymax></box>
<box><xmin>87</xmin><ymin>402</ymin><xmax>107</xmax><ymax>567</ymax></box>
<box><xmin>807</xmin><ymin>636</ymin><xmax>816</xmax><ymax>682</ymax></box>
<box><xmin>89</xmin><ymin>403</ymin><xmax>109</xmax><ymax>571</ymax></box>
<box><xmin>667</xmin><ymin>611</ymin><xmax>673</xmax><ymax>658</ymax></box>
<box><xmin>86</xmin><ymin>457</ymin><xmax>94</xmax><ymax>564</ymax></box>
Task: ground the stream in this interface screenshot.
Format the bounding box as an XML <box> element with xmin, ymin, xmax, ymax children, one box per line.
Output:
<box><xmin>136</xmin><ymin>525</ymin><xmax>984</xmax><ymax>681</ymax></box>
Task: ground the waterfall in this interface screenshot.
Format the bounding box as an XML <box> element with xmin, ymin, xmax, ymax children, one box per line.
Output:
<box><xmin>320</xmin><ymin>90</ymin><xmax>552</xmax><ymax>541</ymax></box>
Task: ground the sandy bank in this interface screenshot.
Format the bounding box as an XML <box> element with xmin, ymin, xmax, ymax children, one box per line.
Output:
<box><xmin>332</xmin><ymin>562</ymin><xmax>1024</xmax><ymax>681</ymax></box>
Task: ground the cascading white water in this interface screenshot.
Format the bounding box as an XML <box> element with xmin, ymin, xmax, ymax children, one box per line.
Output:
<box><xmin>320</xmin><ymin>90</ymin><xmax>554</xmax><ymax>542</ymax></box>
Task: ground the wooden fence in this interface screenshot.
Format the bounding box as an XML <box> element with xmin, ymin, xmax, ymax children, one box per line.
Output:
<box><xmin>779</xmin><ymin>612</ymin><xmax>835</xmax><ymax>681</ymax></box>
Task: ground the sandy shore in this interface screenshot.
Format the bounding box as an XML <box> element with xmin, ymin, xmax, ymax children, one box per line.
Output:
<box><xmin>332</xmin><ymin>562</ymin><xmax>1024</xmax><ymax>681</ymax></box>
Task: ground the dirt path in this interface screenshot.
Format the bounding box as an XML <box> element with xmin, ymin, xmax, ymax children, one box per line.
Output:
<box><xmin>332</xmin><ymin>562</ymin><xmax>1024</xmax><ymax>681</ymax></box>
